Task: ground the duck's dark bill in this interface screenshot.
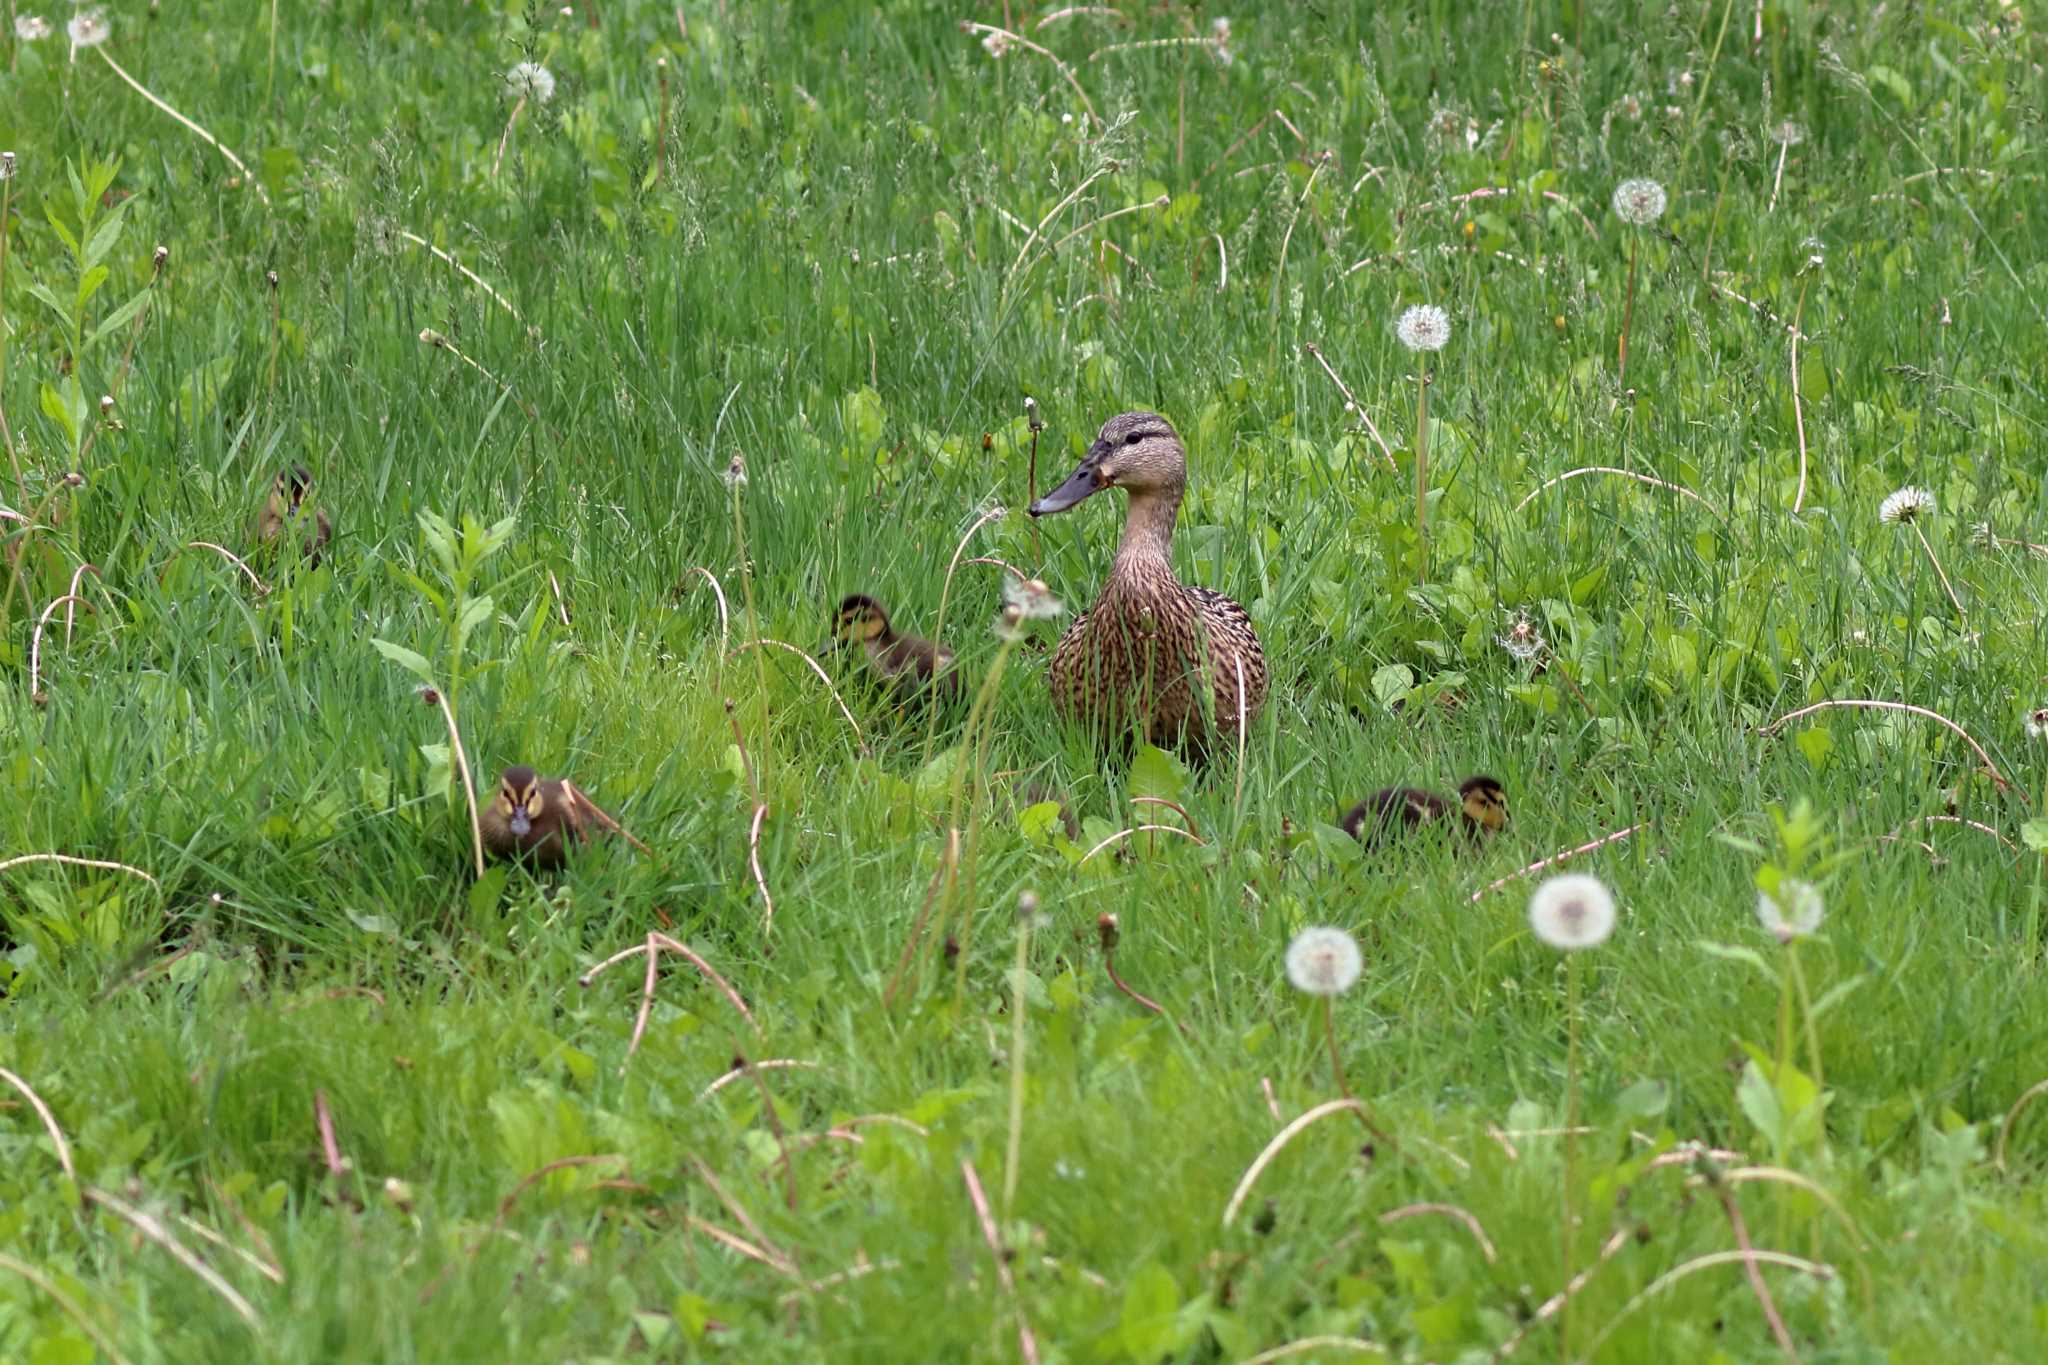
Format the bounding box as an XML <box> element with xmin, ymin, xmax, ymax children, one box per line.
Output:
<box><xmin>1029</xmin><ymin>462</ymin><xmax>1101</xmax><ymax>516</ymax></box>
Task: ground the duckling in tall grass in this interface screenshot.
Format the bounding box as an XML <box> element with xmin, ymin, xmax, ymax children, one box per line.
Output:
<box><xmin>1343</xmin><ymin>775</ymin><xmax>1507</xmax><ymax>850</ymax></box>
<box><xmin>827</xmin><ymin>594</ymin><xmax>961</xmax><ymax>705</ymax></box>
<box><xmin>1028</xmin><ymin>411</ymin><xmax>1268</xmax><ymax>759</ymax></box>
<box><xmin>254</xmin><ymin>465</ymin><xmax>332</xmax><ymax>568</ymax></box>
<box><xmin>480</xmin><ymin>765</ymin><xmax>613</xmax><ymax>869</ymax></box>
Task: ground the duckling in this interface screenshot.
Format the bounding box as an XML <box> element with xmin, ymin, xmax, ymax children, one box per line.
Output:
<box><xmin>254</xmin><ymin>465</ymin><xmax>332</xmax><ymax>567</ymax></box>
<box><xmin>827</xmin><ymin>594</ymin><xmax>961</xmax><ymax>705</ymax></box>
<box><xmin>1343</xmin><ymin>774</ymin><xmax>1507</xmax><ymax>849</ymax></box>
<box><xmin>1028</xmin><ymin>412</ymin><xmax>1268</xmax><ymax>758</ymax></box>
<box><xmin>480</xmin><ymin>765</ymin><xmax>600</xmax><ymax>868</ymax></box>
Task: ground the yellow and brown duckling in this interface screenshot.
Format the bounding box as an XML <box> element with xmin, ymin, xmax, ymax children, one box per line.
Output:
<box><xmin>1343</xmin><ymin>774</ymin><xmax>1507</xmax><ymax>849</ymax></box>
<box><xmin>1029</xmin><ymin>411</ymin><xmax>1269</xmax><ymax>758</ymax></box>
<box><xmin>827</xmin><ymin>593</ymin><xmax>961</xmax><ymax>705</ymax></box>
<box><xmin>481</xmin><ymin>765</ymin><xmax>604</xmax><ymax>869</ymax></box>
<box><xmin>254</xmin><ymin>465</ymin><xmax>332</xmax><ymax>567</ymax></box>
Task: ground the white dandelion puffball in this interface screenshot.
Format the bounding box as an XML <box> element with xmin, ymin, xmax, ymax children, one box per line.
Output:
<box><xmin>1771</xmin><ymin>120</ymin><xmax>1807</xmax><ymax>147</ymax></box>
<box><xmin>15</xmin><ymin>15</ymin><xmax>52</xmax><ymax>41</ymax></box>
<box><xmin>1879</xmin><ymin>486</ymin><xmax>1934</xmax><ymax>525</ymax></box>
<box><xmin>2025</xmin><ymin>706</ymin><xmax>2048</xmax><ymax>741</ymax></box>
<box><xmin>66</xmin><ymin>7</ymin><xmax>109</xmax><ymax>49</ymax></box>
<box><xmin>1002</xmin><ymin>575</ymin><xmax>1066</xmax><ymax>622</ymax></box>
<box><xmin>1528</xmin><ymin>874</ymin><xmax>1617</xmax><ymax>951</ymax></box>
<box><xmin>1395</xmin><ymin>303</ymin><xmax>1451</xmax><ymax>353</ymax></box>
<box><xmin>505</xmin><ymin>61</ymin><xmax>556</xmax><ymax>104</ymax></box>
<box><xmin>1496</xmin><ymin>613</ymin><xmax>1545</xmax><ymax>662</ymax></box>
<box><xmin>1611</xmin><ymin>177</ymin><xmax>1667</xmax><ymax>227</ymax></box>
<box><xmin>981</xmin><ymin>30</ymin><xmax>1011</xmax><ymax>59</ymax></box>
<box><xmin>1756</xmin><ymin>879</ymin><xmax>1824</xmax><ymax>944</ymax></box>
<box><xmin>1286</xmin><ymin>926</ymin><xmax>1363</xmax><ymax>996</ymax></box>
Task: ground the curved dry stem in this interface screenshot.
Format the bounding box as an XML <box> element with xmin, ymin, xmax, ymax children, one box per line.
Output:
<box><xmin>423</xmin><ymin>687</ymin><xmax>486</xmax><ymax>877</ymax></box>
<box><xmin>961</xmin><ymin>1158</ymin><xmax>1042</xmax><ymax>1365</ymax></box>
<box><xmin>1302</xmin><ymin>341</ymin><xmax>1396</xmax><ymax>469</ymax></box>
<box><xmin>925</xmin><ymin>504</ymin><xmax>1008</xmax><ymax>730</ymax></box>
<box><xmin>733</xmin><ymin>638</ymin><xmax>865</xmax><ymax>748</ymax></box>
<box><xmin>1789</xmin><ymin>278</ymin><xmax>1813</xmax><ymax>514</ymax></box>
<box><xmin>1241</xmin><ymin>1338</ymin><xmax>1386</xmax><ymax>1363</ymax></box>
<box><xmin>84</xmin><ymin>1188</ymin><xmax>261</xmax><ymax>1329</ymax></box>
<box><xmin>0</xmin><ymin>852</ymin><xmax>160</xmax><ymax>891</ymax></box>
<box><xmin>1084</xmin><ymin>35</ymin><xmax>1212</xmax><ymax>63</ymax></box>
<box><xmin>395</xmin><ymin>229</ymin><xmax>529</xmax><ymax>331</ymax></box>
<box><xmin>1910</xmin><ymin>519</ymin><xmax>1967</xmax><ymax>622</ymax></box>
<box><xmin>962</xmin><ymin>555</ymin><xmax>1028</xmax><ymax>581</ymax></box>
<box><xmin>1002</xmin><ymin>165</ymin><xmax>1116</xmax><ymax>295</ymax></box>
<box><xmin>1036</xmin><ymin>5</ymin><xmax>1125</xmax><ymax>27</ymax></box>
<box><xmin>1130</xmin><ymin>796</ymin><xmax>1201</xmax><ymax>839</ymax></box>
<box><xmin>1994</xmin><ymin>1075</ymin><xmax>2048</xmax><ymax>1172</ymax></box>
<box><xmin>1404</xmin><ymin>186</ymin><xmax>1597</xmax><ymax>235</ymax></box>
<box><xmin>1468</xmin><ymin>824</ymin><xmax>1645</xmax><ymax>903</ymax></box>
<box><xmin>1490</xmin><ymin>1226</ymin><xmax>1633</xmax><ymax>1361</ymax></box>
<box><xmin>0</xmin><ymin>1066</ymin><xmax>76</xmax><ymax>1179</ymax></box>
<box><xmin>1379</xmin><ymin>1202</ymin><xmax>1497</xmax><ymax>1262</ymax></box>
<box><xmin>700</xmin><ymin>1058</ymin><xmax>823</xmax><ymax>1100</ymax></box>
<box><xmin>1576</xmin><ymin>1251</ymin><xmax>1832</xmax><ymax>1362</ymax></box>
<box><xmin>1760</xmin><ymin>700</ymin><xmax>2016</xmax><ymax>796</ymax></box>
<box><xmin>1079</xmin><ymin>823</ymin><xmax>1207</xmax><ymax>865</ymax></box>
<box><xmin>1047</xmin><ymin>194</ymin><xmax>1170</xmax><ymax>258</ymax></box>
<box><xmin>580</xmin><ymin>932</ymin><xmax>761</xmax><ymax>1035</ymax></box>
<box><xmin>681</xmin><ymin>566</ymin><xmax>733</xmax><ymax>656</ymax></box>
<box><xmin>97</xmin><ymin>50</ymin><xmax>269</xmax><ymax>205</ymax></box>
<box><xmin>172</xmin><ymin>542</ymin><xmax>269</xmax><ymax>595</ymax></box>
<box><xmin>1882</xmin><ymin>814</ymin><xmax>2016</xmax><ymax>852</ymax></box>
<box><xmin>28</xmin><ymin>593</ymin><xmax>94</xmax><ymax>701</ymax></box>
<box><xmin>1513</xmin><ymin>466</ymin><xmax>1728</xmax><ymax>522</ymax></box>
<box><xmin>1223</xmin><ymin>1098</ymin><xmax>1377</xmax><ymax>1226</ymax></box>
<box><xmin>959</xmin><ymin>22</ymin><xmax>1098</xmax><ymax>134</ymax></box>
<box><xmin>748</xmin><ymin>803</ymin><xmax>775</xmax><ymax>933</ymax></box>
<box><xmin>0</xmin><ymin>1254</ymin><xmax>133</xmax><ymax>1365</ymax></box>
<box><xmin>63</xmin><ymin>562</ymin><xmax>102</xmax><ymax>643</ymax></box>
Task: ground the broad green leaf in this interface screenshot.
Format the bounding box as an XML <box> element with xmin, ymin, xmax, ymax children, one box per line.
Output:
<box><xmin>369</xmin><ymin>637</ymin><xmax>436</xmax><ymax>682</ymax></box>
<box><xmin>455</xmin><ymin>593</ymin><xmax>495</xmax><ymax>649</ymax></box>
<box><xmin>1117</xmin><ymin>1261</ymin><xmax>1181</xmax><ymax>1361</ymax></box>
<box><xmin>1128</xmin><ymin>743</ymin><xmax>1186</xmax><ymax>804</ymax></box>
<box><xmin>81</xmin><ymin>201</ymin><xmax>130</xmax><ymax>271</ymax></box>
<box><xmin>39</xmin><ymin>381</ymin><xmax>81</xmax><ymax>446</ymax></box>
<box><xmin>83</xmin><ymin>287</ymin><xmax>153</xmax><ymax>353</ymax></box>
<box><xmin>2021</xmin><ymin>819</ymin><xmax>2048</xmax><ymax>852</ymax></box>
<box><xmin>1795</xmin><ymin>725</ymin><xmax>1833</xmax><ymax>770</ymax></box>
<box><xmin>26</xmin><ymin>281</ymin><xmax>74</xmax><ymax>330</ymax></box>
<box><xmin>1371</xmin><ymin>662</ymin><xmax>1414</xmax><ymax>706</ymax></box>
<box><xmin>1695</xmin><ymin>939</ymin><xmax>1777</xmax><ymax>983</ymax></box>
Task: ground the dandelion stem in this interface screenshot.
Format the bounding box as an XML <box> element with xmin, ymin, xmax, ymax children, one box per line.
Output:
<box><xmin>1560</xmin><ymin>953</ymin><xmax>1582</xmax><ymax>1361</ymax></box>
<box><xmin>96</xmin><ymin>50</ymin><xmax>270</xmax><ymax>205</ymax></box>
<box><xmin>1618</xmin><ymin>233</ymin><xmax>1639</xmax><ymax>391</ymax></box>
<box><xmin>1789</xmin><ymin>274</ymin><xmax>1813</xmax><ymax>513</ymax></box>
<box><xmin>1415</xmin><ymin>369</ymin><xmax>1431</xmax><ymax>586</ymax></box>
<box><xmin>492</xmin><ymin>94</ymin><xmax>527</xmax><ymax>181</ymax></box>
<box><xmin>1910</xmin><ymin>520</ymin><xmax>1966</xmax><ymax>622</ymax></box>
<box><xmin>1001</xmin><ymin>900</ymin><xmax>1033</xmax><ymax>1220</ymax></box>
<box><xmin>1787</xmin><ymin>940</ymin><xmax>1823</xmax><ymax>1099</ymax></box>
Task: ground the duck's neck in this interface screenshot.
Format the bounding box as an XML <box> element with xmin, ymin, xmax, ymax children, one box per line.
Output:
<box><xmin>1111</xmin><ymin>486</ymin><xmax>1183</xmax><ymax>577</ymax></box>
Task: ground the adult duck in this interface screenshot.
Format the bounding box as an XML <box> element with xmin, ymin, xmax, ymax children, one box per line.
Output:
<box><xmin>1028</xmin><ymin>411</ymin><xmax>1268</xmax><ymax>756</ymax></box>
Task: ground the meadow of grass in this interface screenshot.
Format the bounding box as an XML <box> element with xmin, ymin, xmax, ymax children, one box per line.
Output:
<box><xmin>2</xmin><ymin>1</ymin><xmax>2047</xmax><ymax>1360</ymax></box>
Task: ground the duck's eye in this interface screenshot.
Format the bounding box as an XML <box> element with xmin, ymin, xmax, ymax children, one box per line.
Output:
<box><xmin>1124</xmin><ymin>431</ymin><xmax>1141</xmax><ymax>446</ymax></box>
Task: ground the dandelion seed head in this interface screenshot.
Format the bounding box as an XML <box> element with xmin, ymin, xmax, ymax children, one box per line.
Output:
<box><xmin>1620</xmin><ymin>93</ymin><xmax>1644</xmax><ymax>120</ymax></box>
<box><xmin>1285</xmin><ymin>926</ymin><xmax>1363</xmax><ymax>996</ymax></box>
<box><xmin>1611</xmin><ymin>177</ymin><xmax>1667</xmax><ymax>227</ymax></box>
<box><xmin>1003</xmin><ymin>576</ymin><xmax>1066</xmax><ymax>622</ymax></box>
<box><xmin>1395</xmin><ymin>303</ymin><xmax>1451</xmax><ymax>353</ymax></box>
<box><xmin>1210</xmin><ymin>16</ymin><xmax>1231</xmax><ymax>43</ymax></box>
<box><xmin>1497</xmin><ymin>612</ymin><xmax>1546</xmax><ymax>662</ymax></box>
<box><xmin>66</xmin><ymin>7</ymin><xmax>109</xmax><ymax>48</ymax></box>
<box><xmin>1756</xmin><ymin>878</ymin><xmax>1824</xmax><ymax>943</ymax></box>
<box><xmin>1528</xmin><ymin>874</ymin><xmax>1617</xmax><ymax>950</ymax></box>
<box><xmin>1878</xmin><ymin>486</ymin><xmax>1934</xmax><ymax>525</ymax></box>
<box><xmin>505</xmin><ymin>61</ymin><xmax>556</xmax><ymax>103</ymax></box>
<box><xmin>14</xmin><ymin>15</ymin><xmax>50</xmax><ymax>41</ymax></box>
<box><xmin>1771</xmin><ymin>120</ymin><xmax>1806</xmax><ymax>146</ymax></box>
<box><xmin>0</xmin><ymin>151</ymin><xmax>14</xmax><ymax>181</ymax></box>
<box><xmin>981</xmin><ymin>30</ymin><xmax>1011</xmax><ymax>59</ymax></box>
<box><xmin>2026</xmin><ymin>706</ymin><xmax>2048</xmax><ymax>741</ymax></box>
<box><xmin>722</xmin><ymin>454</ymin><xmax>748</xmax><ymax>490</ymax></box>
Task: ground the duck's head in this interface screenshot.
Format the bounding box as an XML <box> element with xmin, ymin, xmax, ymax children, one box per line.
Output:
<box><xmin>1029</xmin><ymin>412</ymin><xmax>1185</xmax><ymax>517</ymax></box>
<box><xmin>495</xmin><ymin>765</ymin><xmax>546</xmax><ymax>838</ymax></box>
<box><xmin>1458</xmin><ymin>775</ymin><xmax>1508</xmax><ymax>832</ymax></box>
<box><xmin>271</xmin><ymin>465</ymin><xmax>315</xmax><ymax>515</ymax></box>
<box><xmin>828</xmin><ymin>594</ymin><xmax>892</xmax><ymax>649</ymax></box>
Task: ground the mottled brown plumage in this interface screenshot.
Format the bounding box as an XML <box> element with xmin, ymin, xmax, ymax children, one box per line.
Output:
<box><xmin>480</xmin><ymin>765</ymin><xmax>602</xmax><ymax>868</ymax></box>
<box><xmin>1028</xmin><ymin>412</ymin><xmax>1268</xmax><ymax>756</ymax></box>
<box><xmin>1342</xmin><ymin>775</ymin><xmax>1507</xmax><ymax>849</ymax></box>
<box><xmin>828</xmin><ymin>594</ymin><xmax>961</xmax><ymax>705</ymax></box>
<box><xmin>255</xmin><ymin>465</ymin><xmax>332</xmax><ymax>567</ymax></box>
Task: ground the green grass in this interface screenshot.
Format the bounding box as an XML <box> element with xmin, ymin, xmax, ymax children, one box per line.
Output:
<box><xmin>3</xmin><ymin>1</ymin><xmax>2048</xmax><ymax>1359</ymax></box>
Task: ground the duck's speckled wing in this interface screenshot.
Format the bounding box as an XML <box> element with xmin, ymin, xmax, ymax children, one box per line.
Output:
<box><xmin>1188</xmin><ymin>586</ymin><xmax>1268</xmax><ymax>731</ymax></box>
